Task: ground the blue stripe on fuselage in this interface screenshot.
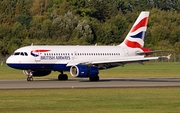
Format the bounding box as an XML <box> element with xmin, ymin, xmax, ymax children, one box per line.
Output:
<box><xmin>6</xmin><ymin>63</ymin><xmax>70</xmax><ymax>72</ymax></box>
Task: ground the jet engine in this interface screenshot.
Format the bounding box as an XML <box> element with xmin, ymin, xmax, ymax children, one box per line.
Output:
<box><xmin>70</xmin><ymin>65</ymin><xmax>99</xmax><ymax>77</ymax></box>
<box><xmin>23</xmin><ymin>70</ymin><xmax>51</xmax><ymax>77</ymax></box>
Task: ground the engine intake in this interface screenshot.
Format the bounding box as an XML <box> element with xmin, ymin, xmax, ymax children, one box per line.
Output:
<box><xmin>70</xmin><ymin>65</ymin><xmax>99</xmax><ymax>77</ymax></box>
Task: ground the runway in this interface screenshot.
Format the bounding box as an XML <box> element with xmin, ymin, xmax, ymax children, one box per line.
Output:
<box><xmin>1</xmin><ymin>78</ymin><xmax>180</xmax><ymax>89</ymax></box>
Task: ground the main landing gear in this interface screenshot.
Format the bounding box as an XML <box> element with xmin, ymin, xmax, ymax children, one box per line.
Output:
<box><xmin>58</xmin><ymin>71</ymin><xmax>68</xmax><ymax>80</ymax></box>
<box><xmin>89</xmin><ymin>75</ymin><xmax>99</xmax><ymax>81</ymax></box>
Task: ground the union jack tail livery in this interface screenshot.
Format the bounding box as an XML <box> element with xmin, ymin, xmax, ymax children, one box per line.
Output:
<box><xmin>120</xmin><ymin>11</ymin><xmax>149</xmax><ymax>48</ymax></box>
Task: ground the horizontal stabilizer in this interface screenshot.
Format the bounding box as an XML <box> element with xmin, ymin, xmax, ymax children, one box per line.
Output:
<box><xmin>158</xmin><ymin>54</ymin><xmax>171</xmax><ymax>60</ymax></box>
<box><xmin>136</xmin><ymin>50</ymin><xmax>173</xmax><ymax>55</ymax></box>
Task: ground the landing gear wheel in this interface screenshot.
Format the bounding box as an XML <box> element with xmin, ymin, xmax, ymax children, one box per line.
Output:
<box><xmin>58</xmin><ymin>74</ymin><xmax>68</xmax><ymax>81</ymax></box>
<box><xmin>89</xmin><ymin>76</ymin><xmax>99</xmax><ymax>81</ymax></box>
<box><xmin>27</xmin><ymin>76</ymin><xmax>33</xmax><ymax>81</ymax></box>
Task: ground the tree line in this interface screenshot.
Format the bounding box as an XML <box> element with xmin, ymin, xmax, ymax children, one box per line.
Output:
<box><xmin>0</xmin><ymin>0</ymin><xmax>180</xmax><ymax>56</ymax></box>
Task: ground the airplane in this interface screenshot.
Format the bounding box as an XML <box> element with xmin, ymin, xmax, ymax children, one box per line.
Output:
<box><xmin>6</xmin><ymin>11</ymin><xmax>170</xmax><ymax>81</ymax></box>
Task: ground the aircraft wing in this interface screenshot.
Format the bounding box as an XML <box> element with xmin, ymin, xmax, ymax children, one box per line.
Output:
<box><xmin>66</xmin><ymin>56</ymin><xmax>160</xmax><ymax>67</ymax></box>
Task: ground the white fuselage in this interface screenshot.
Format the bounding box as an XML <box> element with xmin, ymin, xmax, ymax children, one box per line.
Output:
<box><xmin>6</xmin><ymin>45</ymin><xmax>143</xmax><ymax>71</ymax></box>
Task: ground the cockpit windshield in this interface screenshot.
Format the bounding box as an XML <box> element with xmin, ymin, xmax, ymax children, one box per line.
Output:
<box><xmin>13</xmin><ymin>52</ymin><xmax>28</xmax><ymax>56</ymax></box>
<box><xmin>14</xmin><ymin>52</ymin><xmax>20</xmax><ymax>55</ymax></box>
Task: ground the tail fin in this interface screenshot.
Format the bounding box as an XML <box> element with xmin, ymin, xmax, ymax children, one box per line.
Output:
<box><xmin>119</xmin><ymin>11</ymin><xmax>149</xmax><ymax>48</ymax></box>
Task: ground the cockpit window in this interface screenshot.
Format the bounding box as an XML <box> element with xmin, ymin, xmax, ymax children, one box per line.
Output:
<box><xmin>24</xmin><ymin>52</ymin><xmax>28</xmax><ymax>56</ymax></box>
<box><xmin>14</xmin><ymin>52</ymin><xmax>20</xmax><ymax>55</ymax></box>
<box><xmin>20</xmin><ymin>52</ymin><xmax>24</xmax><ymax>56</ymax></box>
<box><xmin>13</xmin><ymin>52</ymin><xmax>28</xmax><ymax>56</ymax></box>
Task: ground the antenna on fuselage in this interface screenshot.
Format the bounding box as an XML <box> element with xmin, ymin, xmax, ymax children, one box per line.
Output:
<box><xmin>31</xmin><ymin>43</ymin><xmax>33</xmax><ymax>46</ymax></box>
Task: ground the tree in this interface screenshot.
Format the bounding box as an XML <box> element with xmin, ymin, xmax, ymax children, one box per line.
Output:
<box><xmin>29</xmin><ymin>16</ymin><xmax>47</xmax><ymax>39</ymax></box>
<box><xmin>71</xmin><ymin>19</ymin><xmax>95</xmax><ymax>44</ymax></box>
<box><xmin>14</xmin><ymin>14</ymin><xmax>32</xmax><ymax>28</ymax></box>
<box><xmin>15</xmin><ymin>0</ymin><xmax>28</xmax><ymax>15</ymax></box>
<box><xmin>12</xmin><ymin>22</ymin><xmax>28</xmax><ymax>39</ymax></box>
<box><xmin>94</xmin><ymin>14</ymin><xmax>128</xmax><ymax>45</ymax></box>
<box><xmin>51</xmin><ymin>12</ymin><xmax>78</xmax><ymax>43</ymax></box>
<box><xmin>88</xmin><ymin>0</ymin><xmax>112</xmax><ymax>22</ymax></box>
<box><xmin>30</xmin><ymin>0</ymin><xmax>50</xmax><ymax>16</ymax></box>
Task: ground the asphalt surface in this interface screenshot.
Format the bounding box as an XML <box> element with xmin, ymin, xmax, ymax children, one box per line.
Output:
<box><xmin>0</xmin><ymin>78</ymin><xmax>180</xmax><ymax>89</ymax></box>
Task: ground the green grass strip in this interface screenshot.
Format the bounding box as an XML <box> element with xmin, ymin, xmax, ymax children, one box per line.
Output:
<box><xmin>1</xmin><ymin>62</ymin><xmax>180</xmax><ymax>80</ymax></box>
<box><xmin>0</xmin><ymin>88</ymin><xmax>180</xmax><ymax>113</ymax></box>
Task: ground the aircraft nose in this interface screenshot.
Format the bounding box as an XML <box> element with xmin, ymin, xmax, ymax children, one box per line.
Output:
<box><xmin>6</xmin><ymin>56</ymin><xmax>13</xmax><ymax>66</ymax></box>
<box><xmin>6</xmin><ymin>56</ymin><xmax>24</xmax><ymax>70</ymax></box>
<box><xmin>6</xmin><ymin>56</ymin><xmax>11</xmax><ymax>64</ymax></box>
<box><xmin>6</xmin><ymin>56</ymin><xmax>18</xmax><ymax>69</ymax></box>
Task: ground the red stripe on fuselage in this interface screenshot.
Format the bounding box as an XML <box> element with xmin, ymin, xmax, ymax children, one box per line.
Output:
<box><xmin>33</xmin><ymin>50</ymin><xmax>50</xmax><ymax>52</ymax></box>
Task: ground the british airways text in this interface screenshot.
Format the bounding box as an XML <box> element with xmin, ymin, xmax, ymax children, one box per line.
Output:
<box><xmin>40</xmin><ymin>56</ymin><xmax>70</xmax><ymax>60</ymax></box>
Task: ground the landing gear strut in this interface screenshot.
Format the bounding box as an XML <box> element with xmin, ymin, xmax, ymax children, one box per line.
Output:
<box><xmin>58</xmin><ymin>71</ymin><xmax>68</xmax><ymax>80</ymax></box>
<box><xmin>23</xmin><ymin>70</ymin><xmax>33</xmax><ymax>81</ymax></box>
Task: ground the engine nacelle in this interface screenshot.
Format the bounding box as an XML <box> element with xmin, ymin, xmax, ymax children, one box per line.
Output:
<box><xmin>23</xmin><ymin>70</ymin><xmax>51</xmax><ymax>77</ymax></box>
<box><xmin>70</xmin><ymin>65</ymin><xmax>99</xmax><ymax>77</ymax></box>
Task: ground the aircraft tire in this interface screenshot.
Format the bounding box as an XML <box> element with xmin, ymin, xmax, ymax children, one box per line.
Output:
<box><xmin>89</xmin><ymin>75</ymin><xmax>99</xmax><ymax>81</ymax></box>
<box><xmin>27</xmin><ymin>76</ymin><xmax>33</xmax><ymax>81</ymax></box>
<box><xmin>58</xmin><ymin>74</ymin><xmax>68</xmax><ymax>80</ymax></box>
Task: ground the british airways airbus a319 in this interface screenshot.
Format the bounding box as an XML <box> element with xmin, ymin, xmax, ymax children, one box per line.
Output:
<box><xmin>6</xmin><ymin>11</ymin><xmax>170</xmax><ymax>81</ymax></box>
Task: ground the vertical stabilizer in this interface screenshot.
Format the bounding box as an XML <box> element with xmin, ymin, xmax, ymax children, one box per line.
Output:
<box><xmin>119</xmin><ymin>11</ymin><xmax>149</xmax><ymax>48</ymax></box>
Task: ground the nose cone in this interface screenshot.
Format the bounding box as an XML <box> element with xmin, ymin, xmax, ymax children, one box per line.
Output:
<box><xmin>6</xmin><ymin>56</ymin><xmax>14</xmax><ymax>67</ymax></box>
<box><xmin>6</xmin><ymin>56</ymin><xmax>11</xmax><ymax>65</ymax></box>
<box><xmin>6</xmin><ymin>56</ymin><xmax>20</xmax><ymax>69</ymax></box>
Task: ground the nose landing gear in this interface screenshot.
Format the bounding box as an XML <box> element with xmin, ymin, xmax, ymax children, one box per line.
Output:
<box><xmin>23</xmin><ymin>70</ymin><xmax>33</xmax><ymax>81</ymax></box>
<box><xmin>27</xmin><ymin>76</ymin><xmax>33</xmax><ymax>81</ymax></box>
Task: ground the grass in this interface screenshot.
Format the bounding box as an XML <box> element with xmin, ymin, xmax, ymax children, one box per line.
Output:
<box><xmin>1</xmin><ymin>62</ymin><xmax>180</xmax><ymax>113</ymax></box>
<box><xmin>0</xmin><ymin>88</ymin><xmax>180</xmax><ymax>113</ymax></box>
<box><xmin>1</xmin><ymin>62</ymin><xmax>180</xmax><ymax>80</ymax></box>
<box><xmin>100</xmin><ymin>62</ymin><xmax>180</xmax><ymax>78</ymax></box>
